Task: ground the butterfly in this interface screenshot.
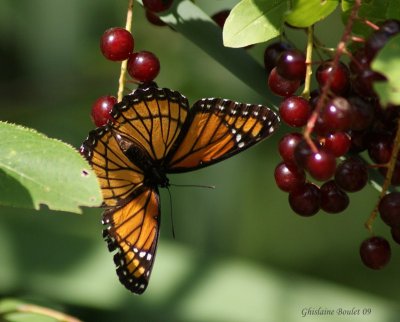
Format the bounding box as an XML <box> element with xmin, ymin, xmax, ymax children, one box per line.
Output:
<box><xmin>80</xmin><ymin>83</ymin><xmax>279</xmax><ymax>294</ymax></box>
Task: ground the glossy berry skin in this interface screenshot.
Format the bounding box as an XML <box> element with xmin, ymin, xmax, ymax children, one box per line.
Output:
<box><xmin>100</xmin><ymin>27</ymin><xmax>134</xmax><ymax>61</ymax></box>
<box><xmin>319</xmin><ymin>97</ymin><xmax>352</xmax><ymax>133</ymax></box>
<box><xmin>143</xmin><ymin>0</ymin><xmax>173</xmax><ymax>13</ymax></box>
<box><xmin>316</xmin><ymin>60</ymin><xmax>350</xmax><ymax>95</ymax></box>
<box><xmin>335</xmin><ymin>157</ymin><xmax>368</xmax><ymax>192</ymax></box>
<box><xmin>305</xmin><ymin>149</ymin><xmax>336</xmax><ymax>181</ymax></box>
<box><xmin>278</xmin><ymin>132</ymin><xmax>303</xmax><ymax>166</ymax></box>
<box><xmin>289</xmin><ymin>183</ymin><xmax>320</xmax><ymax>216</ymax></box>
<box><xmin>279</xmin><ymin>96</ymin><xmax>311</xmax><ymax>127</ymax></box>
<box><xmin>127</xmin><ymin>51</ymin><xmax>160</xmax><ymax>82</ymax></box>
<box><xmin>367</xmin><ymin>133</ymin><xmax>393</xmax><ymax>164</ymax></box>
<box><xmin>268</xmin><ymin>67</ymin><xmax>301</xmax><ymax>97</ymax></box>
<box><xmin>378</xmin><ymin>192</ymin><xmax>400</xmax><ymax>227</ymax></box>
<box><xmin>320</xmin><ymin>180</ymin><xmax>349</xmax><ymax>213</ymax></box>
<box><xmin>264</xmin><ymin>41</ymin><xmax>293</xmax><ymax>73</ymax></box>
<box><xmin>360</xmin><ymin>236</ymin><xmax>391</xmax><ymax>270</ymax></box>
<box><xmin>276</xmin><ymin>49</ymin><xmax>306</xmax><ymax>80</ymax></box>
<box><xmin>91</xmin><ymin>96</ymin><xmax>117</xmax><ymax>127</ymax></box>
<box><xmin>274</xmin><ymin>162</ymin><xmax>306</xmax><ymax>192</ymax></box>
<box><xmin>322</xmin><ymin>132</ymin><xmax>351</xmax><ymax>157</ymax></box>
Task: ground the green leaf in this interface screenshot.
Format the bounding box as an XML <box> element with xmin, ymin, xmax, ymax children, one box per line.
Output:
<box><xmin>223</xmin><ymin>0</ymin><xmax>289</xmax><ymax>48</ymax></box>
<box><xmin>285</xmin><ymin>0</ymin><xmax>339</xmax><ymax>28</ymax></box>
<box><xmin>0</xmin><ymin>122</ymin><xmax>102</xmax><ymax>214</ymax></box>
<box><xmin>371</xmin><ymin>34</ymin><xmax>400</xmax><ymax>106</ymax></box>
<box><xmin>341</xmin><ymin>0</ymin><xmax>400</xmax><ymax>37</ymax></box>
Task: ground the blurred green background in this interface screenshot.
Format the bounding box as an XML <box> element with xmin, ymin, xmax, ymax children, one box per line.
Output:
<box><xmin>1</xmin><ymin>1</ymin><xmax>400</xmax><ymax>322</ymax></box>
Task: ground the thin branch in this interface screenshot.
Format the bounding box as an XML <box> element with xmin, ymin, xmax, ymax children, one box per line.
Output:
<box><xmin>117</xmin><ymin>0</ymin><xmax>134</xmax><ymax>102</ymax></box>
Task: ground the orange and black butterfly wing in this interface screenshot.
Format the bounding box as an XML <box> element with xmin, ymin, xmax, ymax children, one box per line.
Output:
<box><xmin>102</xmin><ymin>187</ymin><xmax>160</xmax><ymax>294</ymax></box>
<box><xmin>166</xmin><ymin>98</ymin><xmax>280</xmax><ymax>172</ymax></box>
<box><xmin>81</xmin><ymin>125</ymin><xmax>145</xmax><ymax>207</ymax></box>
<box><xmin>81</xmin><ymin>86</ymin><xmax>191</xmax><ymax>294</ymax></box>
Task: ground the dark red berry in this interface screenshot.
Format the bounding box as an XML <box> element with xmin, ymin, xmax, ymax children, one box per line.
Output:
<box><xmin>268</xmin><ymin>67</ymin><xmax>301</xmax><ymax>97</ymax></box>
<box><xmin>145</xmin><ymin>10</ymin><xmax>167</xmax><ymax>26</ymax></box>
<box><xmin>294</xmin><ymin>139</ymin><xmax>314</xmax><ymax>169</ymax></box>
<box><xmin>91</xmin><ymin>95</ymin><xmax>117</xmax><ymax>127</ymax></box>
<box><xmin>348</xmin><ymin>130</ymin><xmax>369</xmax><ymax>153</ymax></box>
<box><xmin>335</xmin><ymin>157</ymin><xmax>368</xmax><ymax>192</ymax></box>
<box><xmin>279</xmin><ymin>96</ymin><xmax>311</xmax><ymax>127</ymax></box>
<box><xmin>360</xmin><ymin>236</ymin><xmax>391</xmax><ymax>270</ymax></box>
<box><xmin>276</xmin><ymin>49</ymin><xmax>306</xmax><ymax>81</ymax></box>
<box><xmin>368</xmin><ymin>132</ymin><xmax>393</xmax><ymax>164</ymax></box>
<box><xmin>390</xmin><ymin>226</ymin><xmax>400</xmax><ymax>244</ymax></box>
<box><xmin>316</xmin><ymin>60</ymin><xmax>350</xmax><ymax>95</ymax></box>
<box><xmin>278</xmin><ymin>132</ymin><xmax>303</xmax><ymax>166</ymax></box>
<box><xmin>263</xmin><ymin>41</ymin><xmax>293</xmax><ymax>74</ymax></box>
<box><xmin>211</xmin><ymin>10</ymin><xmax>230</xmax><ymax>28</ymax></box>
<box><xmin>365</xmin><ymin>30</ymin><xmax>391</xmax><ymax>60</ymax></box>
<box><xmin>274</xmin><ymin>162</ymin><xmax>306</xmax><ymax>192</ymax></box>
<box><xmin>318</xmin><ymin>97</ymin><xmax>352</xmax><ymax>133</ymax></box>
<box><xmin>143</xmin><ymin>0</ymin><xmax>173</xmax><ymax>13</ymax></box>
<box><xmin>305</xmin><ymin>149</ymin><xmax>336</xmax><ymax>181</ymax></box>
<box><xmin>352</xmin><ymin>69</ymin><xmax>386</xmax><ymax>97</ymax></box>
<box><xmin>322</xmin><ymin>132</ymin><xmax>351</xmax><ymax>157</ymax></box>
<box><xmin>127</xmin><ymin>51</ymin><xmax>160</xmax><ymax>82</ymax></box>
<box><xmin>320</xmin><ymin>180</ymin><xmax>349</xmax><ymax>213</ymax></box>
<box><xmin>380</xmin><ymin>19</ymin><xmax>400</xmax><ymax>36</ymax></box>
<box><xmin>349</xmin><ymin>48</ymin><xmax>371</xmax><ymax>75</ymax></box>
<box><xmin>289</xmin><ymin>183</ymin><xmax>321</xmax><ymax>216</ymax></box>
<box><xmin>348</xmin><ymin>96</ymin><xmax>375</xmax><ymax>131</ymax></box>
<box><xmin>100</xmin><ymin>27</ymin><xmax>134</xmax><ymax>61</ymax></box>
<box><xmin>379</xmin><ymin>192</ymin><xmax>400</xmax><ymax>227</ymax></box>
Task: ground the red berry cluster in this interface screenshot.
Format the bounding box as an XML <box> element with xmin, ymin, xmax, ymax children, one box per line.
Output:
<box><xmin>269</xmin><ymin>19</ymin><xmax>400</xmax><ymax>270</ymax></box>
<box><xmin>91</xmin><ymin>19</ymin><xmax>162</xmax><ymax>127</ymax></box>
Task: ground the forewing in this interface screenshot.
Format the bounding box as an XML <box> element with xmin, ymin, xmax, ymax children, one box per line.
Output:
<box><xmin>167</xmin><ymin>98</ymin><xmax>280</xmax><ymax>171</ymax></box>
<box><xmin>102</xmin><ymin>188</ymin><xmax>160</xmax><ymax>294</ymax></box>
<box><xmin>81</xmin><ymin>126</ymin><xmax>145</xmax><ymax>207</ymax></box>
<box><xmin>110</xmin><ymin>86</ymin><xmax>189</xmax><ymax>162</ymax></box>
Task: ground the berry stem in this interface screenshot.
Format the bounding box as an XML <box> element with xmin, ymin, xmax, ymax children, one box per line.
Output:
<box><xmin>15</xmin><ymin>304</ymin><xmax>82</xmax><ymax>322</ymax></box>
<box><xmin>365</xmin><ymin>118</ymin><xmax>400</xmax><ymax>232</ymax></box>
<box><xmin>117</xmin><ymin>0</ymin><xmax>134</xmax><ymax>102</ymax></box>
<box><xmin>303</xmin><ymin>0</ymin><xmax>361</xmax><ymax>150</ymax></box>
<box><xmin>301</xmin><ymin>26</ymin><xmax>314</xmax><ymax>100</ymax></box>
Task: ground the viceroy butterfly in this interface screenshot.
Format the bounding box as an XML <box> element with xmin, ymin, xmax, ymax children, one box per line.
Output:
<box><xmin>81</xmin><ymin>83</ymin><xmax>280</xmax><ymax>294</ymax></box>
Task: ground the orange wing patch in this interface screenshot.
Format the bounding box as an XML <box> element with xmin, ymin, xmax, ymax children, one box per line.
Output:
<box><xmin>168</xmin><ymin>98</ymin><xmax>279</xmax><ymax>171</ymax></box>
<box><xmin>111</xmin><ymin>87</ymin><xmax>189</xmax><ymax>162</ymax></box>
<box><xmin>102</xmin><ymin>188</ymin><xmax>160</xmax><ymax>294</ymax></box>
<box><xmin>81</xmin><ymin>126</ymin><xmax>145</xmax><ymax>207</ymax></box>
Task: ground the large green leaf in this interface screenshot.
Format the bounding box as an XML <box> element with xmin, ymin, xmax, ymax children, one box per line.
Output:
<box><xmin>285</xmin><ymin>0</ymin><xmax>339</xmax><ymax>28</ymax></box>
<box><xmin>0</xmin><ymin>122</ymin><xmax>102</xmax><ymax>214</ymax></box>
<box><xmin>223</xmin><ymin>0</ymin><xmax>288</xmax><ymax>48</ymax></box>
<box><xmin>372</xmin><ymin>34</ymin><xmax>400</xmax><ymax>106</ymax></box>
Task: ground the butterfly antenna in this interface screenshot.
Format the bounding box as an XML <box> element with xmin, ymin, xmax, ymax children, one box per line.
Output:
<box><xmin>169</xmin><ymin>183</ymin><xmax>216</xmax><ymax>189</ymax></box>
<box><xmin>166</xmin><ymin>186</ymin><xmax>176</xmax><ymax>239</ymax></box>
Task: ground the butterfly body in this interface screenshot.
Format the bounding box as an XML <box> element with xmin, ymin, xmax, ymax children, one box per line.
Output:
<box><xmin>81</xmin><ymin>84</ymin><xmax>279</xmax><ymax>294</ymax></box>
